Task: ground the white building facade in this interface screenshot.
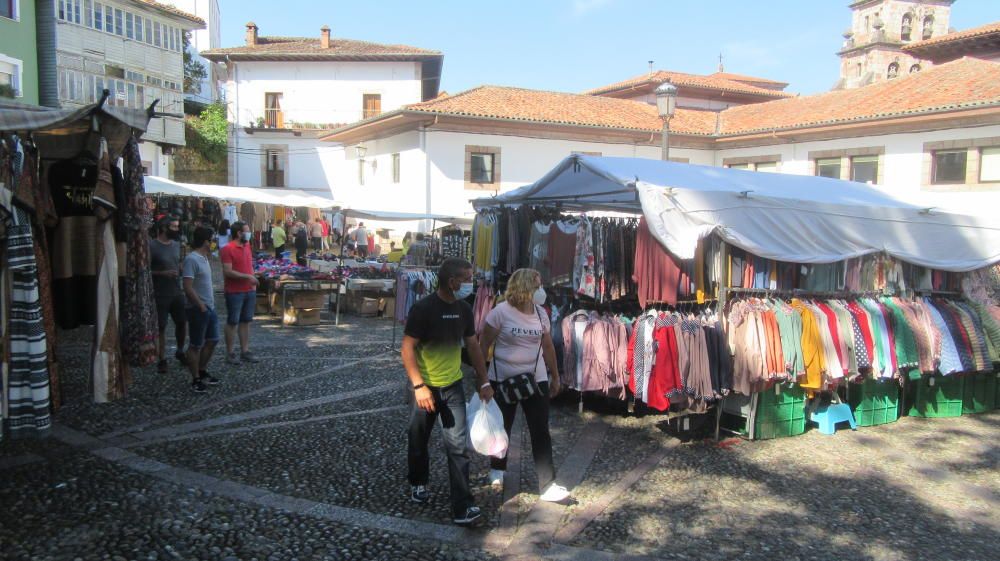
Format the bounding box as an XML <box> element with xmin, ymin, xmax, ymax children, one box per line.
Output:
<box><xmin>324</xmin><ymin>58</ymin><xmax>1000</xmax><ymax>227</ymax></box>
<box><xmin>158</xmin><ymin>0</ymin><xmax>221</xmax><ymax>103</ymax></box>
<box><xmin>201</xmin><ymin>23</ymin><xmax>442</xmax><ymax>194</ymax></box>
<box><xmin>38</xmin><ymin>0</ymin><xmax>205</xmax><ymax>177</ymax></box>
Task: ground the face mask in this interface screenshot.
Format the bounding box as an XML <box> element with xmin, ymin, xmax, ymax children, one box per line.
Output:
<box><xmin>454</xmin><ymin>282</ymin><xmax>474</xmax><ymax>300</ymax></box>
<box><xmin>241</xmin><ymin>232</ymin><xmax>252</xmax><ymax>242</ymax></box>
<box><xmin>532</xmin><ymin>287</ymin><xmax>547</xmax><ymax>306</ymax></box>
<box><xmin>167</xmin><ymin>230</ymin><xmax>181</xmax><ymax>241</ymax></box>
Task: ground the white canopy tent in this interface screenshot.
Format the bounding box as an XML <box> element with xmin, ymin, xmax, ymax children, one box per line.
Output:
<box><xmin>144</xmin><ymin>176</ymin><xmax>341</xmax><ymax>209</ymax></box>
<box><xmin>340</xmin><ymin>208</ymin><xmax>473</xmax><ymax>227</ymax></box>
<box><xmin>472</xmin><ymin>155</ymin><xmax>1000</xmax><ymax>272</ymax></box>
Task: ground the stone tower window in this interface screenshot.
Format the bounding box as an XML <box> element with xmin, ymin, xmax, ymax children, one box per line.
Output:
<box><xmin>887</xmin><ymin>62</ymin><xmax>900</xmax><ymax>79</ymax></box>
<box><xmin>901</xmin><ymin>14</ymin><xmax>913</xmax><ymax>41</ymax></box>
<box><xmin>910</xmin><ymin>64</ymin><xmax>921</xmax><ymax>74</ymax></box>
<box><xmin>923</xmin><ymin>16</ymin><xmax>934</xmax><ymax>39</ymax></box>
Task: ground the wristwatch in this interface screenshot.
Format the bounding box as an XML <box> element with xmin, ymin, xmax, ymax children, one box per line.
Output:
<box><xmin>413</xmin><ymin>383</ymin><xmax>426</xmax><ymax>390</ymax></box>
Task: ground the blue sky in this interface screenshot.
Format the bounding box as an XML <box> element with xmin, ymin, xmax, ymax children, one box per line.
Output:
<box><xmin>219</xmin><ymin>0</ymin><xmax>999</xmax><ymax>96</ymax></box>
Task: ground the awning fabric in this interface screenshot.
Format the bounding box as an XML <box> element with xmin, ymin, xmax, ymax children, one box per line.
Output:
<box><xmin>0</xmin><ymin>100</ymin><xmax>152</xmax><ymax>159</ymax></box>
<box><xmin>144</xmin><ymin>176</ymin><xmax>340</xmax><ymax>208</ymax></box>
<box><xmin>341</xmin><ymin>208</ymin><xmax>472</xmax><ymax>226</ymax></box>
<box><xmin>473</xmin><ymin>155</ymin><xmax>1000</xmax><ymax>272</ymax></box>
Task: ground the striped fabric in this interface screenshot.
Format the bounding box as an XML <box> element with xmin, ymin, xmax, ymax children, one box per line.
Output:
<box><xmin>5</xmin><ymin>205</ymin><xmax>51</xmax><ymax>438</ymax></box>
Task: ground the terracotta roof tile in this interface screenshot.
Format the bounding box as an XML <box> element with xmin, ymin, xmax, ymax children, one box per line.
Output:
<box><xmin>583</xmin><ymin>70</ymin><xmax>794</xmax><ymax>99</ymax></box>
<box><xmin>902</xmin><ymin>21</ymin><xmax>1000</xmax><ymax>52</ymax></box>
<box><xmin>131</xmin><ymin>0</ymin><xmax>205</xmax><ymax>26</ymax></box>
<box><xmin>402</xmin><ymin>85</ymin><xmax>718</xmax><ymax>135</ymax></box>
<box><xmin>202</xmin><ymin>36</ymin><xmax>440</xmax><ymax>61</ymax></box>
<box><xmin>717</xmin><ymin>57</ymin><xmax>1000</xmax><ymax>134</ymax></box>
<box><xmin>709</xmin><ymin>72</ymin><xmax>789</xmax><ymax>87</ymax></box>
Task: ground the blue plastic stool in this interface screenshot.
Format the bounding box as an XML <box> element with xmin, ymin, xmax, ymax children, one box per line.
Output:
<box><xmin>810</xmin><ymin>403</ymin><xmax>858</xmax><ymax>435</ymax></box>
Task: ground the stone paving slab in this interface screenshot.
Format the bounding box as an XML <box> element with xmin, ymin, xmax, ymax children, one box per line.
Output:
<box><xmin>571</xmin><ymin>412</ymin><xmax>1000</xmax><ymax>561</ymax></box>
<box><xmin>137</xmin><ymin>405</ymin><xmax>510</xmax><ymax>528</ymax></box>
<box><xmin>0</xmin><ymin>447</ymin><xmax>498</xmax><ymax>561</ymax></box>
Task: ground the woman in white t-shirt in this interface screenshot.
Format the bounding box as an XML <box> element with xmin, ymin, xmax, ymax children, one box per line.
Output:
<box><xmin>478</xmin><ymin>268</ymin><xmax>568</xmax><ymax>503</ymax></box>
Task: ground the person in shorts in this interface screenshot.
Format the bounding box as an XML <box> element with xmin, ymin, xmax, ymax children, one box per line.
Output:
<box><xmin>220</xmin><ymin>221</ymin><xmax>261</xmax><ymax>365</ymax></box>
<box><xmin>149</xmin><ymin>215</ymin><xmax>188</xmax><ymax>373</ymax></box>
<box><xmin>183</xmin><ymin>227</ymin><xmax>221</xmax><ymax>392</ymax></box>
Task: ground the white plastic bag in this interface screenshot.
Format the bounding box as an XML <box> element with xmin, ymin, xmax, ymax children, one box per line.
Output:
<box><xmin>467</xmin><ymin>393</ymin><xmax>508</xmax><ymax>458</ymax></box>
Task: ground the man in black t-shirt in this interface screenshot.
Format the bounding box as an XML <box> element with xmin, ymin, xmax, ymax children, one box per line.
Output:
<box><xmin>402</xmin><ymin>258</ymin><xmax>491</xmax><ymax>526</ymax></box>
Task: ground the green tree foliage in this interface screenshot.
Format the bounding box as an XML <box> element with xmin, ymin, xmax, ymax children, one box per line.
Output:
<box><xmin>183</xmin><ymin>31</ymin><xmax>207</xmax><ymax>95</ymax></box>
<box><xmin>187</xmin><ymin>102</ymin><xmax>228</xmax><ymax>163</ymax></box>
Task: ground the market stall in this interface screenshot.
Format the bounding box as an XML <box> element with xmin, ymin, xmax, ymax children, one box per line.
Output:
<box><xmin>144</xmin><ymin>176</ymin><xmax>340</xmax><ymax>254</ymax></box>
<box><xmin>1</xmin><ymin>94</ymin><xmax>159</xmax><ymax>439</ymax></box>
<box><xmin>468</xmin><ymin>155</ymin><xmax>1000</xmax><ymax>437</ymax></box>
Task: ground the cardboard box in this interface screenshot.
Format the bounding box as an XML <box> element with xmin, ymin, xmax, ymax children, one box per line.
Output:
<box><xmin>283</xmin><ymin>307</ymin><xmax>321</xmax><ymax>326</ymax></box>
<box><xmin>255</xmin><ymin>293</ymin><xmax>270</xmax><ymax>316</ymax></box>
<box><xmin>287</xmin><ymin>290</ymin><xmax>326</xmax><ymax>310</ymax></box>
<box><xmin>378</xmin><ymin>297</ymin><xmax>395</xmax><ymax>318</ymax></box>
<box><xmin>349</xmin><ymin>297</ymin><xmax>379</xmax><ymax>317</ymax></box>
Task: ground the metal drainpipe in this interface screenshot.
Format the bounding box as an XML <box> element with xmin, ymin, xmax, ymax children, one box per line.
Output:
<box><xmin>228</xmin><ymin>55</ymin><xmax>239</xmax><ymax>186</ymax></box>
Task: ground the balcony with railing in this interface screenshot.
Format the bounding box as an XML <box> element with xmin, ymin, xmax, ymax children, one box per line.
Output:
<box><xmin>263</xmin><ymin>107</ymin><xmax>284</xmax><ymax>129</ymax></box>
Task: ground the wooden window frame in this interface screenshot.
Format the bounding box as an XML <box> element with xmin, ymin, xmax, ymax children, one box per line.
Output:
<box><xmin>260</xmin><ymin>145</ymin><xmax>288</xmax><ymax>188</ymax></box>
<box><xmin>923</xmin><ymin>137</ymin><xmax>1000</xmax><ymax>188</ymax></box>
<box><xmin>808</xmin><ymin>147</ymin><xmax>884</xmax><ymax>183</ymax></box>
<box><xmin>723</xmin><ymin>154</ymin><xmax>782</xmax><ymax>172</ymax></box>
<box><xmin>850</xmin><ymin>155</ymin><xmax>880</xmax><ymax>184</ymax></box>
<box><xmin>931</xmin><ymin>149</ymin><xmax>968</xmax><ymax>185</ymax></box>
<box><xmin>464</xmin><ymin>145</ymin><xmax>501</xmax><ymax>190</ymax></box>
<box><xmin>362</xmin><ymin>93</ymin><xmax>382</xmax><ymax>120</ymax></box>
<box><xmin>979</xmin><ymin>146</ymin><xmax>1000</xmax><ymax>184</ymax></box>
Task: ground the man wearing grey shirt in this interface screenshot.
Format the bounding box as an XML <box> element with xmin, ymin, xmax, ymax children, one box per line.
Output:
<box><xmin>182</xmin><ymin>226</ymin><xmax>221</xmax><ymax>393</ymax></box>
<box><xmin>150</xmin><ymin>215</ymin><xmax>187</xmax><ymax>373</ymax></box>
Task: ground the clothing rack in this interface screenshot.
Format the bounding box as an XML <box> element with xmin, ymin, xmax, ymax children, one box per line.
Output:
<box><xmin>387</xmin><ymin>264</ymin><xmax>441</xmax><ymax>352</ymax></box>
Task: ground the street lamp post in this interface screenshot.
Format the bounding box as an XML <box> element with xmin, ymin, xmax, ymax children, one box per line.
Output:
<box><xmin>655</xmin><ymin>82</ymin><xmax>678</xmax><ymax>161</ymax></box>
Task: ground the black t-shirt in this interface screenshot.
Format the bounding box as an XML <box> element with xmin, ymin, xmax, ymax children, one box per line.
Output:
<box><xmin>404</xmin><ymin>293</ymin><xmax>475</xmax><ymax>387</ymax></box>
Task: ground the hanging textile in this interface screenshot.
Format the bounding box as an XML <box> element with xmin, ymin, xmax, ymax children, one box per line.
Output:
<box><xmin>91</xmin><ymin>139</ymin><xmax>129</xmax><ymax>403</ymax></box>
<box><xmin>119</xmin><ymin>137</ymin><xmax>158</xmax><ymax>368</ymax></box>
<box><xmin>633</xmin><ymin>217</ymin><xmax>682</xmax><ymax>307</ymax></box>
<box><xmin>3</xmin><ymin>205</ymin><xmax>51</xmax><ymax>438</ymax></box>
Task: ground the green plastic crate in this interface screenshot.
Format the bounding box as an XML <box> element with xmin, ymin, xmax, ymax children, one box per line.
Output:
<box><xmin>962</xmin><ymin>371</ymin><xmax>997</xmax><ymax>414</ymax></box>
<box><xmin>848</xmin><ymin>378</ymin><xmax>900</xmax><ymax>427</ymax></box>
<box><xmin>906</xmin><ymin>374</ymin><xmax>964</xmax><ymax>418</ymax></box>
<box><xmin>753</xmin><ymin>384</ymin><xmax>807</xmax><ymax>440</ymax></box>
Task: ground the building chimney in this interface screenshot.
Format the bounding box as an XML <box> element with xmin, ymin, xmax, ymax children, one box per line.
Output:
<box><xmin>246</xmin><ymin>22</ymin><xmax>258</xmax><ymax>47</ymax></box>
<box><xmin>320</xmin><ymin>25</ymin><xmax>331</xmax><ymax>49</ymax></box>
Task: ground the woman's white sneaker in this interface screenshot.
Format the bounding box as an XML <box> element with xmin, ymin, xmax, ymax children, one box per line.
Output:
<box><xmin>539</xmin><ymin>483</ymin><xmax>570</xmax><ymax>502</ymax></box>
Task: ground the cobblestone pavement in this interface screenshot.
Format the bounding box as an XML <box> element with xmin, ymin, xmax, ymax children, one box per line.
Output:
<box><xmin>2</xmin><ymin>310</ymin><xmax>998</xmax><ymax>561</ymax></box>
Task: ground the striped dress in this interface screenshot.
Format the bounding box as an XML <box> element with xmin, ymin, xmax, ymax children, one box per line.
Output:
<box><xmin>5</xmin><ymin>205</ymin><xmax>51</xmax><ymax>438</ymax></box>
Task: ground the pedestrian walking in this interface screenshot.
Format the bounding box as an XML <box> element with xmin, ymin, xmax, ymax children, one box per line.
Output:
<box><xmin>220</xmin><ymin>221</ymin><xmax>261</xmax><ymax>366</ymax></box>
<box><xmin>271</xmin><ymin>220</ymin><xmax>286</xmax><ymax>259</ymax></box>
<box><xmin>477</xmin><ymin>268</ymin><xmax>569</xmax><ymax>502</ymax></box>
<box><xmin>309</xmin><ymin>219</ymin><xmax>323</xmax><ymax>251</ymax></box>
<box><xmin>402</xmin><ymin>257</ymin><xmax>492</xmax><ymax>526</ymax></box>
<box><xmin>182</xmin><ymin>226</ymin><xmax>221</xmax><ymax>392</ymax></box>
<box><xmin>149</xmin><ymin>215</ymin><xmax>188</xmax><ymax>373</ymax></box>
<box><xmin>294</xmin><ymin>222</ymin><xmax>309</xmax><ymax>266</ymax></box>
<box><xmin>354</xmin><ymin>222</ymin><xmax>369</xmax><ymax>259</ymax></box>
<box><xmin>320</xmin><ymin>217</ymin><xmax>331</xmax><ymax>251</ymax></box>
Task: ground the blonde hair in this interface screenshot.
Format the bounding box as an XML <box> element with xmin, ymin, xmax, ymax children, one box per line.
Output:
<box><xmin>505</xmin><ymin>268</ymin><xmax>541</xmax><ymax>308</ymax></box>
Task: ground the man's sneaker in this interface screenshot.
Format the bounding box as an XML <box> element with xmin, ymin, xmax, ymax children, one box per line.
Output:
<box><xmin>410</xmin><ymin>485</ymin><xmax>430</xmax><ymax>503</ymax></box>
<box><xmin>175</xmin><ymin>350</ymin><xmax>189</xmax><ymax>366</ymax></box>
<box><xmin>453</xmin><ymin>506</ymin><xmax>482</xmax><ymax>526</ymax></box>
<box><xmin>539</xmin><ymin>483</ymin><xmax>570</xmax><ymax>503</ymax></box>
<box><xmin>240</xmin><ymin>351</ymin><xmax>260</xmax><ymax>364</ymax></box>
<box><xmin>199</xmin><ymin>372</ymin><xmax>220</xmax><ymax>386</ymax></box>
<box><xmin>488</xmin><ymin>469</ymin><xmax>505</xmax><ymax>487</ymax></box>
<box><xmin>191</xmin><ymin>380</ymin><xmax>208</xmax><ymax>393</ymax></box>
<box><xmin>226</xmin><ymin>352</ymin><xmax>241</xmax><ymax>365</ymax></box>
<box><xmin>157</xmin><ymin>359</ymin><xmax>169</xmax><ymax>374</ymax></box>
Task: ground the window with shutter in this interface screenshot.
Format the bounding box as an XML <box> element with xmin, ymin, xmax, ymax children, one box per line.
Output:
<box><xmin>363</xmin><ymin>94</ymin><xmax>381</xmax><ymax>119</ymax></box>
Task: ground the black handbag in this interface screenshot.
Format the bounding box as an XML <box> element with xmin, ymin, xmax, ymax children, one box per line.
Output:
<box><xmin>491</xmin><ymin>306</ymin><xmax>545</xmax><ymax>405</ymax></box>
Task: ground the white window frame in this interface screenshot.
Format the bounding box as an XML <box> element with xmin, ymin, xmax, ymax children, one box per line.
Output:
<box><xmin>2</xmin><ymin>0</ymin><xmax>21</xmax><ymax>21</ymax></box>
<box><xmin>0</xmin><ymin>54</ymin><xmax>23</xmax><ymax>98</ymax></box>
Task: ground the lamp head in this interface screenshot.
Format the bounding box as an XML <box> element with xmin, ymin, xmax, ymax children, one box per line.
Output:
<box><xmin>655</xmin><ymin>82</ymin><xmax>678</xmax><ymax>118</ymax></box>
